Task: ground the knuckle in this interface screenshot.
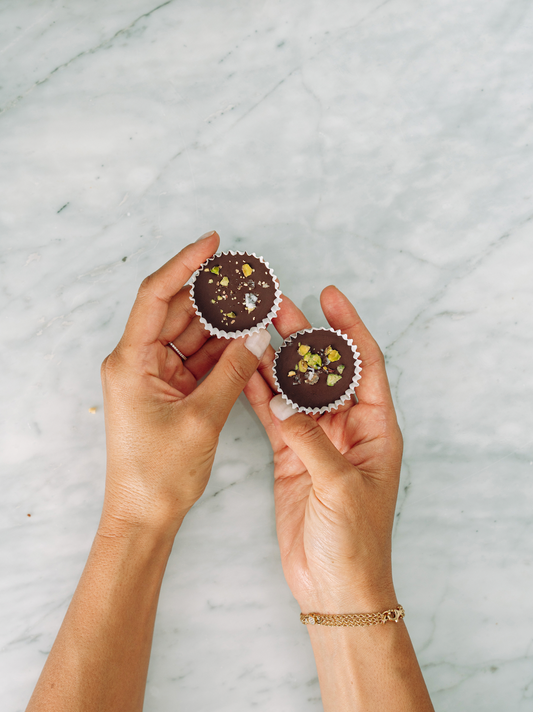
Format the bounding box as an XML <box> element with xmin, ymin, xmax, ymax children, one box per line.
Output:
<box><xmin>100</xmin><ymin>349</ymin><xmax>126</xmax><ymax>388</ymax></box>
<box><xmin>289</xmin><ymin>417</ymin><xmax>324</xmax><ymax>445</ymax></box>
<box><xmin>222</xmin><ymin>357</ymin><xmax>251</xmax><ymax>388</ymax></box>
<box><xmin>100</xmin><ymin>353</ymin><xmax>114</xmax><ymax>381</ymax></box>
<box><xmin>137</xmin><ymin>274</ymin><xmax>156</xmax><ymax>301</ymax></box>
<box><xmin>139</xmin><ymin>274</ymin><xmax>153</xmax><ymax>292</ymax></box>
<box><xmin>183</xmin><ymin>405</ymin><xmax>218</xmax><ymax>440</ymax></box>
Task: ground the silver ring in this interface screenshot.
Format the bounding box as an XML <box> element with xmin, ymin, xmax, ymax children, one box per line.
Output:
<box><xmin>167</xmin><ymin>341</ymin><xmax>187</xmax><ymax>360</ymax></box>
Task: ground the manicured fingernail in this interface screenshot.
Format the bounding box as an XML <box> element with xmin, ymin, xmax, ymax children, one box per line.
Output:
<box><xmin>244</xmin><ymin>329</ymin><xmax>271</xmax><ymax>359</ymax></box>
<box><xmin>269</xmin><ymin>394</ymin><xmax>298</xmax><ymax>421</ymax></box>
<box><xmin>196</xmin><ymin>230</ymin><xmax>216</xmax><ymax>242</ymax></box>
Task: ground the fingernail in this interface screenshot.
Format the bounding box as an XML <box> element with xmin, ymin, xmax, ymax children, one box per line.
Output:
<box><xmin>244</xmin><ymin>329</ymin><xmax>271</xmax><ymax>359</ymax></box>
<box><xmin>269</xmin><ymin>394</ymin><xmax>298</xmax><ymax>421</ymax></box>
<box><xmin>196</xmin><ymin>230</ymin><xmax>216</xmax><ymax>242</ymax></box>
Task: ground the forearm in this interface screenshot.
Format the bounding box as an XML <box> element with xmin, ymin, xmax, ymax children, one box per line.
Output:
<box><xmin>26</xmin><ymin>516</ymin><xmax>177</xmax><ymax>712</ymax></box>
<box><xmin>309</xmin><ymin>617</ymin><xmax>434</xmax><ymax>712</ymax></box>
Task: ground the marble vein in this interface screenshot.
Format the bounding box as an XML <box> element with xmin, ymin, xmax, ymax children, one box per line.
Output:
<box><xmin>0</xmin><ymin>0</ymin><xmax>173</xmax><ymax>116</ymax></box>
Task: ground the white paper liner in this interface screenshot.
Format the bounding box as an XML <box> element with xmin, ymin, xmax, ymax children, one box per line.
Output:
<box><xmin>189</xmin><ymin>251</ymin><xmax>282</xmax><ymax>339</ymax></box>
<box><xmin>273</xmin><ymin>327</ymin><xmax>362</xmax><ymax>415</ymax></box>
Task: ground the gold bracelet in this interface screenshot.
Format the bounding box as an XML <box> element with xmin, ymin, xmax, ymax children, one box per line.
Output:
<box><xmin>300</xmin><ymin>605</ymin><xmax>405</xmax><ymax>627</ymax></box>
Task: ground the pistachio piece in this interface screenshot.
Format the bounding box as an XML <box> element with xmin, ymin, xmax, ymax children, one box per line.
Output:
<box><xmin>210</xmin><ymin>265</ymin><xmax>221</xmax><ymax>275</ymax></box>
<box><xmin>298</xmin><ymin>344</ymin><xmax>311</xmax><ymax>356</ymax></box>
<box><xmin>327</xmin><ymin>349</ymin><xmax>341</xmax><ymax>362</ymax></box>
<box><xmin>298</xmin><ymin>359</ymin><xmax>308</xmax><ymax>373</ymax></box>
<box><xmin>242</xmin><ymin>263</ymin><xmax>253</xmax><ymax>277</ymax></box>
<box><xmin>327</xmin><ymin>374</ymin><xmax>342</xmax><ymax>387</ymax></box>
<box><xmin>208</xmin><ymin>279</ymin><xmax>213</xmax><ymax>284</ymax></box>
<box><xmin>211</xmin><ymin>299</ymin><xmax>215</xmax><ymax>304</ymax></box>
<box><xmin>217</xmin><ymin>296</ymin><xmax>223</xmax><ymax>300</ymax></box>
<box><xmin>337</xmin><ymin>364</ymin><xmax>345</xmax><ymax>374</ymax></box>
<box><xmin>225</xmin><ymin>312</ymin><xmax>237</xmax><ymax>318</ymax></box>
<box><xmin>287</xmin><ymin>370</ymin><xmax>296</xmax><ymax>377</ymax></box>
<box><xmin>306</xmin><ymin>353</ymin><xmax>322</xmax><ymax>369</ymax></box>
<box><xmin>220</xmin><ymin>276</ymin><xmax>229</xmax><ymax>287</ymax></box>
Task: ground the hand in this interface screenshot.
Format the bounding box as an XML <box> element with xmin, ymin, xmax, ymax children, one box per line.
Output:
<box><xmin>245</xmin><ymin>286</ymin><xmax>402</xmax><ymax>613</ymax></box>
<box><xmin>100</xmin><ymin>232</ymin><xmax>271</xmax><ymax>534</ymax></box>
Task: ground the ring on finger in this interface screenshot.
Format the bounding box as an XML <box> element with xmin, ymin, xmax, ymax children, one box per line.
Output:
<box><xmin>167</xmin><ymin>341</ymin><xmax>187</xmax><ymax>361</ymax></box>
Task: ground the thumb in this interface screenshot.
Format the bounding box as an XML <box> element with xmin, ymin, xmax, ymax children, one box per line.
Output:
<box><xmin>269</xmin><ymin>395</ymin><xmax>350</xmax><ymax>485</ymax></box>
<box><xmin>190</xmin><ymin>329</ymin><xmax>271</xmax><ymax>430</ymax></box>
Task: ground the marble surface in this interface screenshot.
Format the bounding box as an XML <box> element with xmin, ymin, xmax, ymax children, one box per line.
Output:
<box><xmin>2</xmin><ymin>1</ymin><xmax>533</xmax><ymax>709</ymax></box>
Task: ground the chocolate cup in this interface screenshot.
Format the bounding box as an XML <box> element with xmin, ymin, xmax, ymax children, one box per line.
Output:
<box><xmin>273</xmin><ymin>328</ymin><xmax>362</xmax><ymax>414</ymax></box>
<box><xmin>190</xmin><ymin>251</ymin><xmax>282</xmax><ymax>338</ymax></box>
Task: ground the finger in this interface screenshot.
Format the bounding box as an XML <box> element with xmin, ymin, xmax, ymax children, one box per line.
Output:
<box><xmin>271</xmin><ymin>293</ymin><xmax>311</xmax><ymax>339</ymax></box>
<box><xmin>269</xmin><ymin>395</ymin><xmax>351</xmax><ymax>487</ymax></box>
<box><xmin>123</xmin><ymin>231</ymin><xmax>219</xmax><ymax>348</ymax></box>
<box><xmin>189</xmin><ymin>329</ymin><xmax>271</xmax><ymax>430</ymax></box>
<box><xmin>251</xmin><ymin>294</ymin><xmax>312</xmax><ymax>393</ymax></box>
<box><xmin>320</xmin><ymin>286</ymin><xmax>394</xmax><ymax>408</ymax></box>
<box><xmin>158</xmin><ymin>286</ymin><xmax>198</xmax><ymax>345</ymax></box>
<box><xmin>183</xmin><ymin>335</ymin><xmax>231</xmax><ymax>381</ymax></box>
<box><xmin>170</xmin><ymin>315</ymin><xmax>211</xmax><ymax>358</ymax></box>
<box><xmin>243</xmin><ymin>370</ymin><xmax>285</xmax><ymax>450</ymax></box>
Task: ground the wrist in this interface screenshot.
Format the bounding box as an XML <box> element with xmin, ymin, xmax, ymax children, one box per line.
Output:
<box><xmin>296</xmin><ymin>578</ymin><xmax>397</xmax><ymax>616</ymax></box>
<box><xmin>101</xmin><ymin>472</ymin><xmax>193</xmax><ymax>537</ymax></box>
<box><xmin>99</xmin><ymin>501</ymin><xmax>186</xmax><ymax>543</ymax></box>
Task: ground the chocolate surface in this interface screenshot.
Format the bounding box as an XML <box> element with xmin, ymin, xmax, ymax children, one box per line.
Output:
<box><xmin>192</xmin><ymin>252</ymin><xmax>278</xmax><ymax>333</ymax></box>
<box><xmin>275</xmin><ymin>329</ymin><xmax>356</xmax><ymax>410</ymax></box>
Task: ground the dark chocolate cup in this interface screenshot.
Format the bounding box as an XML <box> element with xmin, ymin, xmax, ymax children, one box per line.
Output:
<box><xmin>273</xmin><ymin>327</ymin><xmax>362</xmax><ymax>414</ymax></box>
<box><xmin>189</xmin><ymin>251</ymin><xmax>282</xmax><ymax>338</ymax></box>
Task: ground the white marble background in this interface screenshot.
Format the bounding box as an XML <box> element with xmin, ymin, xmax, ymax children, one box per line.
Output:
<box><xmin>1</xmin><ymin>0</ymin><xmax>533</xmax><ymax>709</ymax></box>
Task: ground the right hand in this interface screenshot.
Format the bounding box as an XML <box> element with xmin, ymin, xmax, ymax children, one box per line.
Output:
<box><xmin>245</xmin><ymin>286</ymin><xmax>403</xmax><ymax>614</ymax></box>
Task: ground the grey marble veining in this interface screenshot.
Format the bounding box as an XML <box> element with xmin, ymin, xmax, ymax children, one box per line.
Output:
<box><xmin>1</xmin><ymin>1</ymin><xmax>533</xmax><ymax>710</ymax></box>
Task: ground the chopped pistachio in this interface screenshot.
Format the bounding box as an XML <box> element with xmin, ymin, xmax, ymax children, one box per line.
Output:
<box><xmin>225</xmin><ymin>312</ymin><xmax>237</xmax><ymax>318</ymax></box>
<box><xmin>327</xmin><ymin>349</ymin><xmax>341</xmax><ymax>362</ymax></box>
<box><xmin>306</xmin><ymin>353</ymin><xmax>322</xmax><ymax>369</ymax></box>
<box><xmin>211</xmin><ymin>299</ymin><xmax>215</xmax><ymax>304</ymax></box>
<box><xmin>208</xmin><ymin>279</ymin><xmax>213</xmax><ymax>284</ymax></box>
<box><xmin>327</xmin><ymin>374</ymin><xmax>342</xmax><ymax>387</ymax></box>
<box><xmin>287</xmin><ymin>370</ymin><xmax>296</xmax><ymax>377</ymax></box>
<box><xmin>217</xmin><ymin>295</ymin><xmax>223</xmax><ymax>300</ymax></box>
<box><xmin>337</xmin><ymin>364</ymin><xmax>345</xmax><ymax>374</ymax></box>
<box><xmin>210</xmin><ymin>265</ymin><xmax>221</xmax><ymax>275</ymax></box>
<box><xmin>242</xmin><ymin>263</ymin><xmax>253</xmax><ymax>277</ymax></box>
<box><xmin>220</xmin><ymin>276</ymin><xmax>229</xmax><ymax>287</ymax></box>
<box><xmin>298</xmin><ymin>344</ymin><xmax>310</xmax><ymax>356</ymax></box>
<box><xmin>298</xmin><ymin>359</ymin><xmax>308</xmax><ymax>373</ymax></box>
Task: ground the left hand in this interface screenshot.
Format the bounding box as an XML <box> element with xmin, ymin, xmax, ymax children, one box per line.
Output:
<box><xmin>100</xmin><ymin>231</ymin><xmax>271</xmax><ymax>535</ymax></box>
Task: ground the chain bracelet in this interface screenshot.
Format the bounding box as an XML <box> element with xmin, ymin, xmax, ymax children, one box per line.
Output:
<box><xmin>300</xmin><ymin>605</ymin><xmax>405</xmax><ymax>627</ymax></box>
